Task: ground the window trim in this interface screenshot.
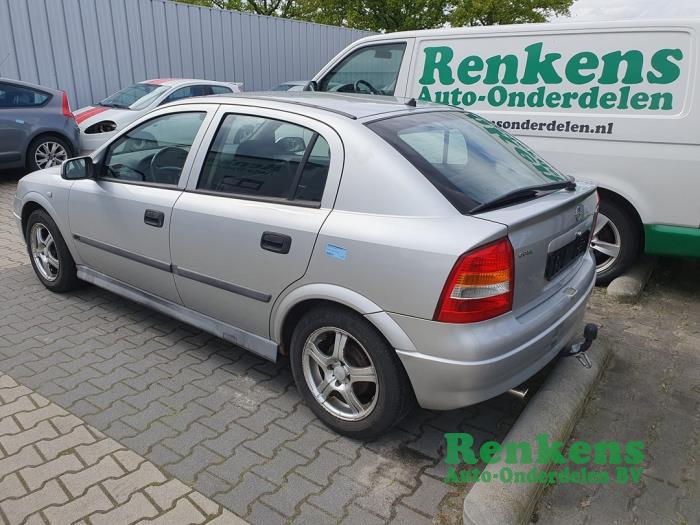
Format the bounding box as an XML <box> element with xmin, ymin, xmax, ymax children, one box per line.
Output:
<box><xmin>97</xmin><ymin>110</ymin><xmax>208</xmax><ymax>189</ymax></box>
<box><xmin>192</xmin><ymin>111</ymin><xmax>330</xmax><ymax>207</ymax></box>
<box><xmin>318</xmin><ymin>42</ymin><xmax>408</xmax><ymax>96</ymax></box>
<box><xmin>0</xmin><ymin>81</ymin><xmax>52</xmax><ymax>109</ymax></box>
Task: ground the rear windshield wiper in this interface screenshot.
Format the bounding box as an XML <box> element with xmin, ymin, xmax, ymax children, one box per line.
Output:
<box><xmin>469</xmin><ymin>180</ymin><xmax>576</xmax><ymax>214</ymax></box>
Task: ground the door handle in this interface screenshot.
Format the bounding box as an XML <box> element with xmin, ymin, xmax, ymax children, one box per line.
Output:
<box><xmin>260</xmin><ymin>231</ymin><xmax>292</xmax><ymax>254</ymax></box>
<box><xmin>144</xmin><ymin>209</ymin><xmax>165</xmax><ymax>228</ymax></box>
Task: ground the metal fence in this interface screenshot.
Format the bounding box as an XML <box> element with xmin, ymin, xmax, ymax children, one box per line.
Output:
<box><xmin>0</xmin><ymin>0</ymin><xmax>371</xmax><ymax>108</ymax></box>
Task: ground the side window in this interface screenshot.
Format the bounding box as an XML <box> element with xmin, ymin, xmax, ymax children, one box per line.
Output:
<box><xmin>101</xmin><ymin>112</ymin><xmax>205</xmax><ymax>186</ymax></box>
<box><xmin>162</xmin><ymin>85</ymin><xmax>212</xmax><ymax>105</ymax></box>
<box><xmin>0</xmin><ymin>82</ymin><xmax>50</xmax><ymax>108</ymax></box>
<box><xmin>197</xmin><ymin>114</ymin><xmax>331</xmax><ymax>204</ymax></box>
<box><xmin>319</xmin><ymin>43</ymin><xmax>406</xmax><ymax>96</ymax></box>
<box><xmin>209</xmin><ymin>85</ymin><xmax>233</xmax><ymax>95</ymax></box>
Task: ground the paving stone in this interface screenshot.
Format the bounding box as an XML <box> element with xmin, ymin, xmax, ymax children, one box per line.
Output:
<box><xmin>0</xmin><ymin>444</ymin><xmax>43</xmax><ymax>474</ymax></box>
<box><xmin>355</xmin><ymin>476</ymin><xmax>413</xmax><ymax>518</ymax></box>
<box><xmin>43</xmin><ymin>485</ymin><xmax>113</xmax><ymax>524</ymax></box>
<box><xmin>208</xmin><ymin>447</ymin><xmax>266</xmax><ymax>485</ymax></box>
<box><xmin>339</xmin><ymin>504</ymin><xmax>386</xmax><ymax>525</ymax></box>
<box><xmin>214</xmin><ymin>471</ymin><xmax>276</xmax><ymax>516</ymax></box>
<box><xmin>163</xmin><ymin>444</ymin><xmax>223</xmax><ymax>485</ymax></box>
<box><xmin>402</xmin><ymin>474</ymin><xmax>451</xmax><ymax>517</ymax></box>
<box><xmin>135</xmin><ymin>497</ymin><xmax>208</xmax><ymax>525</ymax></box>
<box><xmin>102</xmin><ymin>461</ymin><xmax>167</xmax><ymax>503</ymax></box>
<box><xmin>296</xmin><ymin>446</ymin><xmax>354</xmax><ymax>486</ymax></box>
<box><xmin>61</xmin><ymin>454</ymin><xmax>126</xmax><ymax>497</ymax></box>
<box><xmin>51</xmin><ymin>413</ymin><xmax>85</xmax><ymax>434</ymax></box>
<box><xmin>243</xmin><ymin>423</ymin><xmax>295</xmax><ymax>458</ymax></box>
<box><xmin>145</xmin><ymin>478</ymin><xmax>192</xmax><ymax>511</ymax></box>
<box><xmin>251</xmin><ymin>446</ymin><xmax>308</xmax><ymax>485</ymax></box>
<box><xmin>203</xmin><ymin>422</ymin><xmax>255</xmax><ymax>457</ymax></box>
<box><xmin>121</xmin><ymin>421</ymin><xmax>179</xmax><ymax>455</ymax></box>
<box><xmin>0</xmin><ymin>472</ymin><xmax>25</xmax><ymax>499</ymax></box>
<box><xmin>245</xmin><ymin>502</ymin><xmax>286</xmax><ymax>525</ymax></box>
<box><xmin>74</xmin><ymin>438</ymin><xmax>124</xmax><ymax>466</ymax></box>
<box><xmin>261</xmin><ymin>472</ymin><xmax>322</xmax><ymax>517</ymax></box>
<box><xmin>289</xmin><ymin>502</ymin><xmax>336</xmax><ymax>525</ymax></box>
<box><xmin>0</xmin><ymin>479</ymin><xmax>69</xmax><ymax>524</ymax></box>
<box><xmin>1</xmin><ymin>420</ymin><xmax>59</xmax><ymax>455</ymax></box>
<box><xmin>20</xmin><ymin>452</ymin><xmax>83</xmax><ymax>490</ymax></box>
<box><xmin>308</xmin><ymin>472</ymin><xmax>367</xmax><ymax>518</ymax></box>
<box><xmin>91</xmin><ymin>491</ymin><xmax>159</xmax><ymax>525</ymax></box>
<box><xmin>162</xmin><ymin>422</ymin><xmax>217</xmax><ymax>455</ymax></box>
<box><xmin>36</xmin><ymin>425</ymin><xmax>95</xmax><ymax>460</ymax></box>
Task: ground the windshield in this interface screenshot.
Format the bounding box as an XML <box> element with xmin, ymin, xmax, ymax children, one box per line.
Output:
<box><xmin>99</xmin><ymin>83</ymin><xmax>170</xmax><ymax>110</ymax></box>
<box><xmin>367</xmin><ymin>111</ymin><xmax>566</xmax><ymax>214</ymax></box>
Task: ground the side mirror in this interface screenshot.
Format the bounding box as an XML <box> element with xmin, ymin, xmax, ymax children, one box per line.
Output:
<box><xmin>303</xmin><ymin>80</ymin><xmax>318</xmax><ymax>92</ymax></box>
<box><xmin>61</xmin><ymin>156</ymin><xmax>93</xmax><ymax>180</ymax></box>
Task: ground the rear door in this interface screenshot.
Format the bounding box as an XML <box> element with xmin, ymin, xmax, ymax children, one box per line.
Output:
<box><xmin>69</xmin><ymin>105</ymin><xmax>216</xmax><ymax>303</ymax></box>
<box><xmin>170</xmin><ymin>105</ymin><xmax>344</xmax><ymax>340</ymax></box>
<box><xmin>0</xmin><ymin>81</ymin><xmax>50</xmax><ymax>166</ymax></box>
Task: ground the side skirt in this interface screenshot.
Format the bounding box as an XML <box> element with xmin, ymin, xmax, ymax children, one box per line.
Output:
<box><xmin>76</xmin><ymin>265</ymin><xmax>278</xmax><ymax>362</ymax></box>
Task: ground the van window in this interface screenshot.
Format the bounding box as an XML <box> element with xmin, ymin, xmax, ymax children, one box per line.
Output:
<box><xmin>319</xmin><ymin>43</ymin><xmax>406</xmax><ymax>96</ymax></box>
<box><xmin>368</xmin><ymin>111</ymin><xmax>566</xmax><ymax>214</ymax></box>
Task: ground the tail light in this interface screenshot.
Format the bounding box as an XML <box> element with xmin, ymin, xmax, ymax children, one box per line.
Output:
<box><xmin>434</xmin><ymin>238</ymin><xmax>514</xmax><ymax>323</ymax></box>
<box><xmin>61</xmin><ymin>91</ymin><xmax>74</xmax><ymax>120</ymax></box>
<box><xmin>590</xmin><ymin>190</ymin><xmax>600</xmax><ymax>242</ymax></box>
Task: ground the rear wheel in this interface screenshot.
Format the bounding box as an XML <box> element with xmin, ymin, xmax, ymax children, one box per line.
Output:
<box><xmin>290</xmin><ymin>306</ymin><xmax>414</xmax><ymax>439</ymax></box>
<box><xmin>27</xmin><ymin>135</ymin><xmax>71</xmax><ymax>171</ymax></box>
<box><xmin>592</xmin><ymin>198</ymin><xmax>641</xmax><ymax>285</ymax></box>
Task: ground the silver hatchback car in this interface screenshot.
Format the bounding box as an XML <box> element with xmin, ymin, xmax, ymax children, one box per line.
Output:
<box><xmin>14</xmin><ymin>93</ymin><xmax>597</xmax><ymax>438</ymax></box>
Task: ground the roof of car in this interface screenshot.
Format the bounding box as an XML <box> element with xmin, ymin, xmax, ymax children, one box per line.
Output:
<box><xmin>0</xmin><ymin>77</ymin><xmax>61</xmax><ymax>95</ymax></box>
<box><xmin>184</xmin><ymin>92</ymin><xmax>457</xmax><ymax>121</ymax></box>
<box><xmin>139</xmin><ymin>78</ymin><xmax>235</xmax><ymax>87</ymax></box>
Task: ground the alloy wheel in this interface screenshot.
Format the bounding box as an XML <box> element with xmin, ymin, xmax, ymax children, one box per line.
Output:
<box><xmin>29</xmin><ymin>223</ymin><xmax>59</xmax><ymax>281</ymax></box>
<box><xmin>35</xmin><ymin>141</ymin><xmax>68</xmax><ymax>169</ymax></box>
<box><xmin>591</xmin><ymin>212</ymin><xmax>622</xmax><ymax>273</ymax></box>
<box><xmin>301</xmin><ymin>327</ymin><xmax>379</xmax><ymax>421</ymax></box>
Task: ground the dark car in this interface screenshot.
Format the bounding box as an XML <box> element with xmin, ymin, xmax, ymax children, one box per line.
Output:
<box><xmin>0</xmin><ymin>78</ymin><xmax>80</xmax><ymax>171</ymax></box>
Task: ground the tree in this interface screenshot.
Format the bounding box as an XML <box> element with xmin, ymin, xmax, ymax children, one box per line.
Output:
<box><xmin>451</xmin><ymin>0</ymin><xmax>573</xmax><ymax>27</ymax></box>
<box><xmin>177</xmin><ymin>0</ymin><xmax>574</xmax><ymax>32</ymax></box>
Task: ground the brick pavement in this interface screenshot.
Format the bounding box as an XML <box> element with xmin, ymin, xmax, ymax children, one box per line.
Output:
<box><xmin>0</xmin><ymin>175</ymin><xmax>526</xmax><ymax>524</ymax></box>
<box><xmin>0</xmin><ymin>372</ymin><xmax>247</xmax><ymax>525</ymax></box>
<box><xmin>536</xmin><ymin>259</ymin><xmax>700</xmax><ymax>525</ymax></box>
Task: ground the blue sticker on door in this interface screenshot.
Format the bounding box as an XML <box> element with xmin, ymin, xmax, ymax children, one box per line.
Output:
<box><xmin>325</xmin><ymin>244</ymin><xmax>347</xmax><ymax>261</ymax></box>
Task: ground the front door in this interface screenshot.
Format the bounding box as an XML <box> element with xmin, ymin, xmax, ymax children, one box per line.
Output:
<box><xmin>170</xmin><ymin>106</ymin><xmax>343</xmax><ymax>340</ymax></box>
<box><xmin>68</xmin><ymin>107</ymin><xmax>214</xmax><ymax>303</ymax></box>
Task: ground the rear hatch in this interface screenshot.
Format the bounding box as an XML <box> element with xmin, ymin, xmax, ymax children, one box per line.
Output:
<box><xmin>475</xmin><ymin>182</ymin><xmax>597</xmax><ymax>313</ymax></box>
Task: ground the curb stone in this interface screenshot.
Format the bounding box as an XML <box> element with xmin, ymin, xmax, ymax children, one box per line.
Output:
<box><xmin>462</xmin><ymin>339</ymin><xmax>611</xmax><ymax>525</ymax></box>
<box><xmin>606</xmin><ymin>257</ymin><xmax>657</xmax><ymax>304</ymax></box>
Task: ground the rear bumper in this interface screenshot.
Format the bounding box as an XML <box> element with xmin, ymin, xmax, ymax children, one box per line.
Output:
<box><xmin>392</xmin><ymin>252</ymin><xmax>596</xmax><ymax>410</ymax></box>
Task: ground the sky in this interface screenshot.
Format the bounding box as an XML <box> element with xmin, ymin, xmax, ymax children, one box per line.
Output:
<box><xmin>558</xmin><ymin>0</ymin><xmax>700</xmax><ymax>21</ymax></box>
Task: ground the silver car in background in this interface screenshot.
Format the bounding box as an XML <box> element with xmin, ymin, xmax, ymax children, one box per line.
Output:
<box><xmin>14</xmin><ymin>93</ymin><xmax>598</xmax><ymax>438</ymax></box>
<box><xmin>0</xmin><ymin>78</ymin><xmax>79</xmax><ymax>172</ymax></box>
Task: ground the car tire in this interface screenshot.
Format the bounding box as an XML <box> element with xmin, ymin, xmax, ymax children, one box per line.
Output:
<box><xmin>26</xmin><ymin>135</ymin><xmax>72</xmax><ymax>172</ymax></box>
<box><xmin>290</xmin><ymin>306</ymin><xmax>414</xmax><ymax>439</ymax></box>
<box><xmin>25</xmin><ymin>209</ymin><xmax>81</xmax><ymax>293</ymax></box>
<box><xmin>592</xmin><ymin>197</ymin><xmax>641</xmax><ymax>286</ymax></box>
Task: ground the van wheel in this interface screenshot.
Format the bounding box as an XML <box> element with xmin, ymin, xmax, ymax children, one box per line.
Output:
<box><xmin>26</xmin><ymin>209</ymin><xmax>81</xmax><ymax>292</ymax></box>
<box><xmin>290</xmin><ymin>306</ymin><xmax>414</xmax><ymax>439</ymax></box>
<box><xmin>592</xmin><ymin>198</ymin><xmax>640</xmax><ymax>285</ymax></box>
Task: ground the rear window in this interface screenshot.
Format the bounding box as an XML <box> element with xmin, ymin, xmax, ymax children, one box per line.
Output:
<box><xmin>0</xmin><ymin>82</ymin><xmax>50</xmax><ymax>107</ymax></box>
<box><xmin>367</xmin><ymin>111</ymin><xmax>566</xmax><ymax>213</ymax></box>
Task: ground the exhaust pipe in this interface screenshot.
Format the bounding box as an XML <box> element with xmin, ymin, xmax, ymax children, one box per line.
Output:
<box><xmin>507</xmin><ymin>385</ymin><xmax>529</xmax><ymax>399</ymax></box>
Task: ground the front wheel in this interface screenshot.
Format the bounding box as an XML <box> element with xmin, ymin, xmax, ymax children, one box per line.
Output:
<box><xmin>290</xmin><ymin>306</ymin><xmax>414</xmax><ymax>439</ymax></box>
<box><xmin>26</xmin><ymin>209</ymin><xmax>81</xmax><ymax>292</ymax></box>
<box><xmin>592</xmin><ymin>198</ymin><xmax>641</xmax><ymax>285</ymax></box>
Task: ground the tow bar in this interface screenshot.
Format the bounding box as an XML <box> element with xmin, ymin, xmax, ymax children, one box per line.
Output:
<box><xmin>561</xmin><ymin>323</ymin><xmax>598</xmax><ymax>369</ymax></box>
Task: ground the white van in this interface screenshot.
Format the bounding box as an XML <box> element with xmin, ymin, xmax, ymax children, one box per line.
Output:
<box><xmin>309</xmin><ymin>19</ymin><xmax>700</xmax><ymax>282</ymax></box>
